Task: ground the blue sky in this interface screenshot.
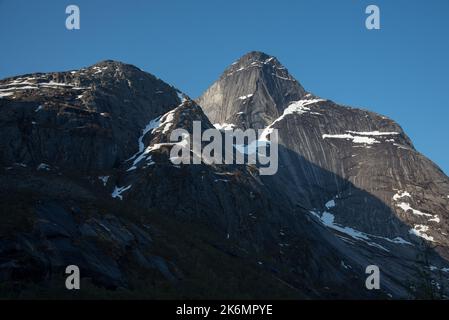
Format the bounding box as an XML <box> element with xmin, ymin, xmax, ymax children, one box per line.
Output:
<box><xmin>1</xmin><ymin>0</ymin><xmax>448</xmax><ymax>174</ymax></box>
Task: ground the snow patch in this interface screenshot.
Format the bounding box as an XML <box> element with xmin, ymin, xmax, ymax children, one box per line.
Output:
<box><xmin>92</xmin><ymin>66</ymin><xmax>108</xmax><ymax>74</ymax></box>
<box><xmin>159</xmin><ymin>110</ymin><xmax>176</xmax><ymax>134</ymax></box>
<box><xmin>271</xmin><ymin>73</ymin><xmax>294</xmax><ymax>81</ymax></box>
<box><xmin>323</xmin><ymin>133</ymin><xmax>379</xmax><ymax>145</ymax></box>
<box><xmin>310</xmin><ymin>197</ymin><xmax>413</xmax><ymax>250</ymax></box>
<box><xmin>323</xmin><ymin>130</ymin><xmax>402</xmax><ymax>145</ymax></box>
<box><xmin>0</xmin><ymin>92</ymin><xmax>14</xmax><ymax>98</ymax></box>
<box><xmin>309</xmin><ymin>210</ymin><xmax>390</xmax><ymax>251</ymax></box>
<box><xmin>140</xmin><ymin>117</ymin><xmax>162</xmax><ymax>149</ymax></box>
<box><xmin>393</xmin><ymin>191</ymin><xmax>411</xmax><ymax>201</ymax></box>
<box><xmin>0</xmin><ymin>78</ymin><xmax>88</xmax><ymax>95</ymax></box>
<box><xmin>127</xmin><ymin>152</ymin><xmax>154</xmax><ymax>172</ymax></box>
<box><xmin>396</xmin><ymin>202</ymin><xmax>433</xmax><ymax>218</ymax></box>
<box><xmin>127</xmin><ymin>127</ymin><xmax>189</xmax><ymax>171</ymax></box>
<box><xmin>282</xmin><ymin>99</ymin><xmax>324</xmax><ymax>118</ymax></box>
<box><xmin>258</xmin><ymin>98</ymin><xmax>324</xmax><ymax>141</ymax></box>
<box><xmin>429</xmin><ymin>216</ymin><xmax>441</xmax><ymax>223</ymax></box>
<box><xmin>177</xmin><ymin>91</ymin><xmax>187</xmax><ymax>103</ymax></box>
<box><xmin>37</xmin><ymin>163</ymin><xmax>50</xmax><ymax>171</ymax></box>
<box><xmin>381</xmin><ymin>237</ymin><xmax>411</xmax><ymax>245</ymax></box>
<box><xmin>14</xmin><ymin>163</ymin><xmax>27</xmax><ymax>168</ymax></box>
<box><xmin>98</xmin><ymin>176</ymin><xmax>109</xmax><ymax>186</ymax></box>
<box><xmin>393</xmin><ymin>191</ymin><xmax>440</xmax><ymax>224</ymax></box>
<box><xmin>341</xmin><ymin>261</ymin><xmax>351</xmax><ymax>269</ymax></box>
<box><xmin>393</xmin><ymin>143</ymin><xmax>410</xmax><ymax>150</ymax></box>
<box><xmin>126</xmin><ymin>115</ymin><xmax>162</xmax><ymax>165</ymax></box>
<box><xmin>111</xmin><ymin>185</ymin><xmax>132</xmax><ymax>200</ymax></box>
<box><xmin>346</xmin><ymin>131</ymin><xmax>399</xmax><ymax>136</ymax></box>
<box><xmin>396</xmin><ymin>202</ymin><xmax>439</xmax><ymax>223</ymax></box>
<box><xmin>214</xmin><ymin>123</ymin><xmax>236</xmax><ymax>131</ymax></box>
<box><xmin>0</xmin><ymin>85</ymin><xmax>39</xmax><ymax>92</ymax></box>
<box><xmin>409</xmin><ymin>225</ymin><xmax>435</xmax><ymax>242</ymax></box>
<box><xmin>238</xmin><ymin>94</ymin><xmax>253</xmax><ymax>100</ymax></box>
<box><xmin>325</xmin><ymin>199</ymin><xmax>336</xmax><ymax>209</ymax></box>
<box><xmin>40</xmin><ymin>81</ymin><xmax>72</xmax><ymax>87</ymax></box>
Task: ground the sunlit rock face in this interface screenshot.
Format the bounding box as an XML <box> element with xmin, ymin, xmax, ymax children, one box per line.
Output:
<box><xmin>0</xmin><ymin>60</ymin><xmax>180</xmax><ymax>172</ymax></box>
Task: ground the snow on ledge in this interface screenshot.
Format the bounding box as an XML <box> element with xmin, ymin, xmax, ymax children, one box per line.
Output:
<box><xmin>393</xmin><ymin>191</ymin><xmax>440</xmax><ymax>224</ymax></box>
<box><xmin>393</xmin><ymin>191</ymin><xmax>411</xmax><ymax>201</ymax></box>
<box><xmin>323</xmin><ymin>130</ymin><xmax>402</xmax><ymax>145</ymax></box>
<box><xmin>258</xmin><ymin>98</ymin><xmax>325</xmax><ymax>141</ymax></box>
<box><xmin>238</xmin><ymin>94</ymin><xmax>253</xmax><ymax>100</ymax></box>
<box><xmin>409</xmin><ymin>225</ymin><xmax>435</xmax><ymax>242</ymax></box>
<box><xmin>322</xmin><ymin>133</ymin><xmax>379</xmax><ymax>145</ymax></box>
<box><xmin>309</xmin><ymin>209</ymin><xmax>413</xmax><ymax>251</ymax></box>
<box><xmin>346</xmin><ymin>130</ymin><xmax>400</xmax><ymax>136</ymax></box>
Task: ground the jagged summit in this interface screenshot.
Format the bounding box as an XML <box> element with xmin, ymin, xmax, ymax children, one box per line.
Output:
<box><xmin>89</xmin><ymin>59</ymin><xmax>127</xmax><ymax>67</ymax></box>
<box><xmin>224</xmin><ymin>51</ymin><xmax>281</xmax><ymax>72</ymax></box>
<box><xmin>221</xmin><ymin>51</ymin><xmax>303</xmax><ymax>86</ymax></box>
<box><xmin>198</xmin><ymin>51</ymin><xmax>307</xmax><ymax>130</ymax></box>
<box><xmin>223</xmin><ymin>51</ymin><xmax>293</xmax><ymax>80</ymax></box>
<box><xmin>235</xmin><ymin>50</ymin><xmax>272</xmax><ymax>61</ymax></box>
<box><xmin>86</xmin><ymin>60</ymin><xmax>148</xmax><ymax>75</ymax></box>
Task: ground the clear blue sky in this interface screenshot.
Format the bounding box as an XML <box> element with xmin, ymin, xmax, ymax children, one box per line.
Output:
<box><xmin>1</xmin><ymin>0</ymin><xmax>448</xmax><ymax>175</ymax></box>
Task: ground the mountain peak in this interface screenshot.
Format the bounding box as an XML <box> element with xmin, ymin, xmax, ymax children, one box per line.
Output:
<box><xmin>198</xmin><ymin>51</ymin><xmax>307</xmax><ymax>129</ymax></box>
<box><xmin>223</xmin><ymin>51</ymin><xmax>291</xmax><ymax>80</ymax></box>
<box><xmin>233</xmin><ymin>51</ymin><xmax>275</xmax><ymax>65</ymax></box>
<box><xmin>86</xmin><ymin>60</ymin><xmax>144</xmax><ymax>75</ymax></box>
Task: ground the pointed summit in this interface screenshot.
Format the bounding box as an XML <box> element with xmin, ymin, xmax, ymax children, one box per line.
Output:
<box><xmin>223</xmin><ymin>51</ymin><xmax>293</xmax><ymax>80</ymax></box>
<box><xmin>197</xmin><ymin>51</ymin><xmax>306</xmax><ymax>130</ymax></box>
